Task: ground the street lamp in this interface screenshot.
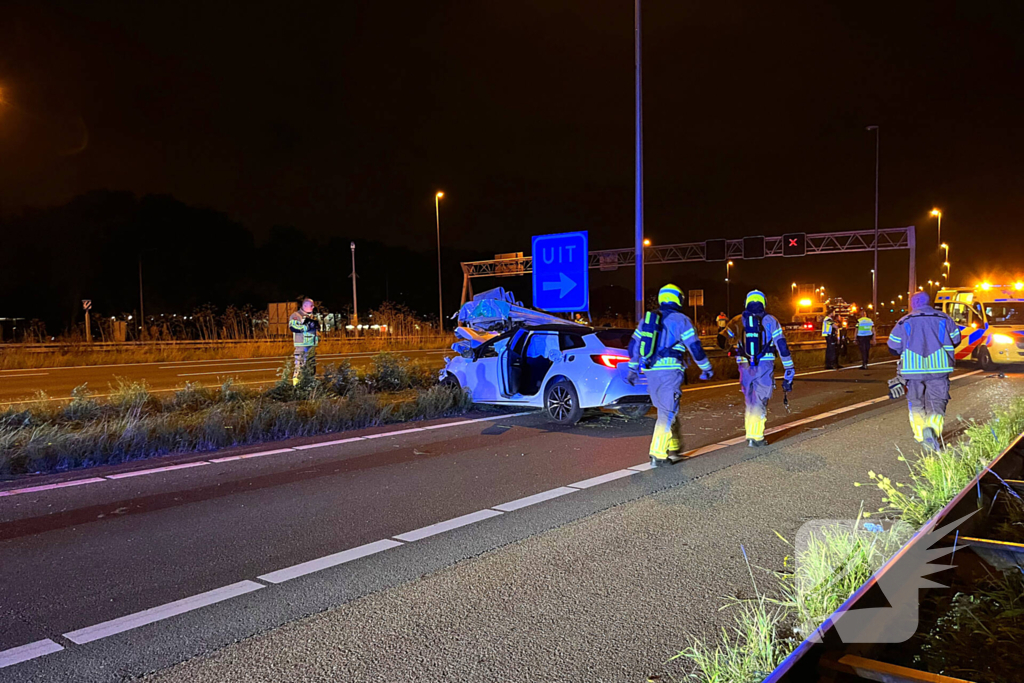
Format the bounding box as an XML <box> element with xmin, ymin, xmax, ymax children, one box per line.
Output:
<box><xmin>725</xmin><ymin>261</ymin><xmax>734</xmax><ymax>317</ymax></box>
<box><xmin>867</xmin><ymin>125</ymin><xmax>880</xmax><ymax>313</ymax></box>
<box><xmin>643</xmin><ymin>238</ymin><xmax>651</xmax><ymax>247</ymax></box>
<box><xmin>435</xmin><ymin>191</ymin><xmax>444</xmax><ymax>331</ymax></box>
<box><xmin>633</xmin><ymin>0</ymin><xmax>645</xmax><ymax>324</ymax></box>
<box><xmin>930</xmin><ymin>208</ymin><xmax>942</xmax><ymax>248</ymax></box>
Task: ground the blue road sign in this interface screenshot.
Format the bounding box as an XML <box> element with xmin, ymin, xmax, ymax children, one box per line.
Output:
<box><xmin>532</xmin><ymin>231</ymin><xmax>589</xmax><ymax>312</ymax></box>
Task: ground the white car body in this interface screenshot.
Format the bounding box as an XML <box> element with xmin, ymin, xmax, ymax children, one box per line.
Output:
<box><xmin>440</xmin><ymin>324</ymin><xmax>651</xmax><ymax>424</ymax></box>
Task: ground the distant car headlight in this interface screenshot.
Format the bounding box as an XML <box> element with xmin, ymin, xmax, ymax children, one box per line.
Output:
<box><xmin>991</xmin><ymin>333</ymin><xmax>1015</xmax><ymax>345</ymax></box>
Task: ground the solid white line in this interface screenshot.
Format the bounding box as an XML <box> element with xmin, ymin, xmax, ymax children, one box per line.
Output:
<box><xmin>683</xmin><ymin>443</ymin><xmax>727</xmax><ymax>457</ymax></box>
<box><xmin>62</xmin><ymin>581</ymin><xmax>264</xmax><ymax>645</ymax></box>
<box><xmin>2</xmin><ymin>372</ymin><xmax>49</xmax><ymax>378</ymax></box>
<box><xmin>493</xmin><ymin>486</ymin><xmax>576</xmax><ymax>512</ymax></box>
<box><xmin>568</xmin><ymin>469</ymin><xmax>638</xmax><ymax>489</ymax></box>
<box><xmin>952</xmin><ymin>369</ymin><xmax>983</xmax><ymax>381</ymax></box>
<box><xmin>394</xmin><ymin>509</ymin><xmax>503</xmax><ymax>542</ymax></box>
<box><xmin>363</xmin><ymin>427</ymin><xmax>425</xmax><ymax>439</ymax></box>
<box><xmin>0</xmin><ymin>639</ymin><xmax>63</xmax><ymax>669</ymax></box>
<box><xmin>628</xmin><ymin>461</ymin><xmax>655</xmax><ymax>472</ymax></box>
<box><xmin>177</xmin><ymin>367</ymin><xmax>281</xmax><ymax>377</ymax></box>
<box><xmin>209</xmin><ymin>448</ymin><xmax>295</xmax><ymax>463</ymax></box>
<box><xmin>258</xmin><ymin>539</ymin><xmax>403</xmax><ymax>584</ymax></box>
<box><xmin>0</xmin><ymin>477</ymin><xmax>106</xmax><ymax>497</ymax></box>
<box><xmin>293</xmin><ymin>437</ymin><xmax>366</xmax><ymax>450</ymax></box>
<box><xmin>106</xmin><ymin>461</ymin><xmax>210</xmax><ymax>479</ymax></box>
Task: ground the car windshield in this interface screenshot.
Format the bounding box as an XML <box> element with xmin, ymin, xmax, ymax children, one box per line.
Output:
<box><xmin>985</xmin><ymin>305</ymin><xmax>1024</xmax><ymax>325</ymax></box>
<box><xmin>594</xmin><ymin>329</ymin><xmax>632</xmax><ymax>349</ymax></box>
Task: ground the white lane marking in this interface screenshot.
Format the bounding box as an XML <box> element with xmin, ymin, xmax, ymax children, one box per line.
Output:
<box><xmin>628</xmin><ymin>461</ymin><xmax>655</xmax><ymax>472</ymax></box>
<box><xmin>257</xmin><ymin>539</ymin><xmax>403</xmax><ymax>584</ymax></box>
<box><xmin>105</xmin><ymin>461</ymin><xmax>210</xmax><ymax>480</ymax></box>
<box><xmin>423</xmin><ymin>419</ymin><xmax>475</xmax><ymax>429</ymax></box>
<box><xmin>393</xmin><ymin>509</ymin><xmax>503</xmax><ymax>542</ymax></box>
<box><xmin>62</xmin><ymin>581</ymin><xmax>264</xmax><ymax>645</ymax></box>
<box><xmin>679</xmin><ymin>359</ymin><xmax>900</xmax><ymax>395</ymax></box>
<box><xmin>0</xmin><ymin>639</ymin><xmax>64</xmax><ymax>669</ymax></box>
<box><xmin>363</xmin><ymin>428</ymin><xmax>425</xmax><ymax>439</ymax></box>
<box><xmin>209</xmin><ymin>448</ymin><xmax>295</xmax><ymax>464</ymax></box>
<box><xmin>2</xmin><ymin>372</ymin><xmax>49</xmax><ymax>378</ymax></box>
<box><xmin>683</xmin><ymin>443</ymin><xmax>727</xmax><ymax>457</ymax></box>
<box><xmin>294</xmin><ymin>437</ymin><xmax>365</xmax><ymax>450</ymax></box>
<box><xmin>720</xmin><ymin>436</ymin><xmax>748</xmax><ymax>445</ymax></box>
<box><xmin>493</xmin><ymin>486</ymin><xmax>576</xmax><ymax>512</ymax></box>
<box><xmin>952</xmin><ymin>369</ymin><xmax>983</xmax><ymax>381</ymax></box>
<box><xmin>0</xmin><ymin>379</ymin><xmax>279</xmax><ymax>407</ymax></box>
<box><xmin>177</xmin><ymin>367</ymin><xmax>282</xmax><ymax>377</ymax></box>
<box><xmin>0</xmin><ymin>477</ymin><xmax>106</xmax><ymax>498</ymax></box>
<box><xmin>568</xmin><ymin>469</ymin><xmax>637</xmax><ymax>489</ymax></box>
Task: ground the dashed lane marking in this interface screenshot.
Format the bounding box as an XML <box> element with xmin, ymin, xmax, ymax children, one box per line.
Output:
<box><xmin>492</xmin><ymin>486</ymin><xmax>577</xmax><ymax>512</ymax></box>
<box><xmin>0</xmin><ymin>639</ymin><xmax>64</xmax><ymax>669</ymax></box>
<box><xmin>62</xmin><ymin>581</ymin><xmax>265</xmax><ymax>645</ymax></box>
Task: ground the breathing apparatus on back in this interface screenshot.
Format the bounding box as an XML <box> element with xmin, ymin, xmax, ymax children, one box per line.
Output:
<box><xmin>636</xmin><ymin>284</ymin><xmax>685</xmax><ymax>369</ymax></box>
<box><xmin>739</xmin><ymin>290</ymin><xmax>772</xmax><ymax>367</ymax></box>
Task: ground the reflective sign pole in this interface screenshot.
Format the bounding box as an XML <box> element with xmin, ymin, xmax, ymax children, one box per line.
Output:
<box><xmin>634</xmin><ymin>0</ymin><xmax>644</xmax><ymax>324</ymax></box>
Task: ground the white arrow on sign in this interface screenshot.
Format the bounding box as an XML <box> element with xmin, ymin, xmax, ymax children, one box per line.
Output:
<box><xmin>542</xmin><ymin>272</ymin><xmax>577</xmax><ymax>298</ymax></box>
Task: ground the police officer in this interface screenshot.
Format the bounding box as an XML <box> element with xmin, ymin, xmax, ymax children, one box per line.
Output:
<box><xmin>289</xmin><ymin>298</ymin><xmax>320</xmax><ymax>385</ymax></box>
<box><xmin>822</xmin><ymin>308</ymin><xmax>841</xmax><ymax>369</ymax></box>
<box><xmin>856</xmin><ymin>312</ymin><xmax>876</xmax><ymax>370</ymax></box>
<box><xmin>626</xmin><ymin>284</ymin><xmax>714</xmax><ymax>468</ymax></box>
<box><xmin>887</xmin><ymin>291</ymin><xmax>961</xmax><ymax>451</ymax></box>
<box><xmin>723</xmin><ymin>291</ymin><xmax>796</xmax><ymax>447</ymax></box>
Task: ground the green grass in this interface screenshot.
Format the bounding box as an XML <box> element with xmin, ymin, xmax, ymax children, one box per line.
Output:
<box><xmin>673</xmin><ymin>398</ymin><xmax>1024</xmax><ymax>682</ymax></box>
<box><xmin>0</xmin><ymin>353</ymin><xmax>470</xmax><ymax>477</ymax></box>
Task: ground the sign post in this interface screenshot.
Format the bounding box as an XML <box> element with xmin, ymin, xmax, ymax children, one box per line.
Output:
<box><xmin>532</xmin><ymin>231</ymin><xmax>589</xmax><ymax>313</ymax></box>
<box><xmin>82</xmin><ymin>299</ymin><xmax>92</xmax><ymax>343</ymax></box>
<box><xmin>688</xmin><ymin>290</ymin><xmax>704</xmax><ymax>325</ymax></box>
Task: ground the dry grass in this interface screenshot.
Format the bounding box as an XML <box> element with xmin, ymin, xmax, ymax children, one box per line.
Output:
<box><xmin>0</xmin><ymin>353</ymin><xmax>471</xmax><ymax>477</ymax></box>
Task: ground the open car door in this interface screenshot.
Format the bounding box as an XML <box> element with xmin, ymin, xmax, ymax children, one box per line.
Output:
<box><xmin>498</xmin><ymin>328</ymin><xmax>530</xmax><ymax>398</ymax></box>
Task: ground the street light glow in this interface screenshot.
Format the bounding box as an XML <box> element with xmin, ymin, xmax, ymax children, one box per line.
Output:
<box><xmin>435</xmin><ymin>191</ymin><xmax>444</xmax><ymax>199</ymax></box>
<box><xmin>798</xmin><ymin>298</ymin><xmax>812</xmax><ymax>307</ymax></box>
<box><xmin>930</xmin><ymin>208</ymin><xmax>941</xmax><ymax>217</ymax></box>
<box><xmin>643</xmin><ymin>238</ymin><xmax>651</xmax><ymax>246</ymax></box>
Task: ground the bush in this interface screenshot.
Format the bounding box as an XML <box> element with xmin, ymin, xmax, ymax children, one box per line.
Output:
<box><xmin>364</xmin><ymin>352</ymin><xmax>412</xmax><ymax>392</ymax></box>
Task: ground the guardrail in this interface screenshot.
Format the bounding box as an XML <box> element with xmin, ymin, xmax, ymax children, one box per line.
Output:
<box><xmin>0</xmin><ymin>336</ymin><xmax>450</xmax><ymax>352</ymax></box>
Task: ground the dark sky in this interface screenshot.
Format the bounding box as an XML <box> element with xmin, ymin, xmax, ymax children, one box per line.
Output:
<box><xmin>1</xmin><ymin>0</ymin><xmax>1022</xmax><ymax>312</ymax></box>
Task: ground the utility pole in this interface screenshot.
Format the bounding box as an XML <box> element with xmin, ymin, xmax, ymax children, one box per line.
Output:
<box><xmin>138</xmin><ymin>255</ymin><xmax>145</xmax><ymax>340</ymax></box>
<box><xmin>867</xmin><ymin>125</ymin><xmax>880</xmax><ymax>315</ymax></box>
<box><xmin>634</xmin><ymin>0</ymin><xmax>645</xmax><ymax>324</ymax></box>
<box><xmin>435</xmin><ymin>191</ymin><xmax>445</xmax><ymax>331</ymax></box>
<box><xmin>350</xmin><ymin>242</ymin><xmax>358</xmax><ymax>326</ymax></box>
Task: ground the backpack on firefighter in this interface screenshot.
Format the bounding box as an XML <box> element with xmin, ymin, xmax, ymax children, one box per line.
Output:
<box><xmin>738</xmin><ymin>310</ymin><xmax>773</xmax><ymax>367</ymax></box>
<box><xmin>636</xmin><ymin>310</ymin><xmax>687</xmax><ymax>370</ymax></box>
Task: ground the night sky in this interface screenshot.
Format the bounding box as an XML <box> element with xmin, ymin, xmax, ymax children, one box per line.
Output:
<box><xmin>2</xmin><ymin>0</ymin><xmax>1022</xmax><ymax>320</ymax></box>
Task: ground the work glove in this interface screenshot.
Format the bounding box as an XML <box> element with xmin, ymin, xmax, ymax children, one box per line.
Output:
<box><xmin>625</xmin><ymin>369</ymin><xmax>638</xmax><ymax>386</ymax></box>
<box><xmin>784</xmin><ymin>368</ymin><xmax>795</xmax><ymax>383</ymax></box>
<box><xmin>782</xmin><ymin>379</ymin><xmax>793</xmax><ymax>393</ymax></box>
<box><xmin>699</xmin><ymin>369</ymin><xmax>714</xmax><ymax>381</ymax></box>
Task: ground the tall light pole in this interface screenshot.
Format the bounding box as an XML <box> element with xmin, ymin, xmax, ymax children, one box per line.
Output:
<box><xmin>941</xmin><ymin>243</ymin><xmax>950</xmax><ymax>283</ymax></box>
<box><xmin>138</xmin><ymin>255</ymin><xmax>145</xmax><ymax>340</ymax></box>
<box><xmin>435</xmin><ymin>191</ymin><xmax>445</xmax><ymax>331</ymax></box>
<box><xmin>930</xmin><ymin>209</ymin><xmax>942</xmax><ymax>248</ymax></box>
<box><xmin>943</xmin><ymin>260</ymin><xmax>951</xmax><ymax>283</ymax></box>
<box><xmin>867</xmin><ymin>125</ymin><xmax>880</xmax><ymax>315</ymax></box>
<box><xmin>634</xmin><ymin>0</ymin><xmax>644</xmax><ymax>324</ymax></box>
<box><xmin>725</xmin><ymin>260</ymin><xmax>733</xmax><ymax>317</ymax></box>
<box><xmin>350</xmin><ymin>241</ymin><xmax>358</xmax><ymax>326</ymax></box>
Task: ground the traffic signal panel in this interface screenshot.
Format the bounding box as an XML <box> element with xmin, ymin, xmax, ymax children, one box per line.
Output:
<box><xmin>783</xmin><ymin>233</ymin><xmax>806</xmax><ymax>257</ymax></box>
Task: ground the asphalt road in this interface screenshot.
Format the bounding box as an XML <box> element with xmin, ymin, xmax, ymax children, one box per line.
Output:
<box><xmin>0</xmin><ymin>349</ymin><xmax>452</xmax><ymax>404</ymax></box>
<box><xmin>0</xmin><ymin>362</ymin><xmax>1016</xmax><ymax>681</ymax></box>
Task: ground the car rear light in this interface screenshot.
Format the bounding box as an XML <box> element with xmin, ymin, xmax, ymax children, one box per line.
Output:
<box><xmin>591</xmin><ymin>354</ymin><xmax>630</xmax><ymax>368</ymax></box>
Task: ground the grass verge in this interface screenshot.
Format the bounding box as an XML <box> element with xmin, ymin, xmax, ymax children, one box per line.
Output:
<box><xmin>674</xmin><ymin>397</ymin><xmax>1024</xmax><ymax>682</ymax></box>
<box><xmin>0</xmin><ymin>353</ymin><xmax>469</xmax><ymax>478</ymax></box>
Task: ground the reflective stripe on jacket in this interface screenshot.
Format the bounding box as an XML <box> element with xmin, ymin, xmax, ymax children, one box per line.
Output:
<box><xmin>887</xmin><ymin>307</ymin><xmax>961</xmax><ymax>378</ymax></box>
<box><xmin>289</xmin><ymin>311</ymin><xmax>318</xmax><ymax>347</ymax></box>
<box><xmin>856</xmin><ymin>317</ymin><xmax>875</xmax><ymax>337</ymax></box>
<box><xmin>628</xmin><ymin>309</ymin><xmax>712</xmax><ymax>372</ymax></box>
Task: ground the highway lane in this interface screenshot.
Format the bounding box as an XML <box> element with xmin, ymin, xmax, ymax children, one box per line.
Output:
<box><xmin>0</xmin><ymin>363</ymin><xmax>1008</xmax><ymax>680</ymax></box>
<box><xmin>0</xmin><ymin>349</ymin><xmax>452</xmax><ymax>404</ymax></box>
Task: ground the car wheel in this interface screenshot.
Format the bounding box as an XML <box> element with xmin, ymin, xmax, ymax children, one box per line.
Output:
<box><xmin>616</xmin><ymin>404</ymin><xmax>650</xmax><ymax>419</ymax></box>
<box><xmin>440</xmin><ymin>373</ymin><xmax>461</xmax><ymax>390</ymax></box>
<box><xmin>544</xmin><ymin>380</ymin><xmax>583</xmax><ymax>425</ymax></box>
<box><xmin>978</xmin><ymin>347</ymin><xmax>998</xmax><ymax>372</ymax></box>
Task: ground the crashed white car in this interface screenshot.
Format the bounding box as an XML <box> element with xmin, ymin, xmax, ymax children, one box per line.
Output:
<box><xmin>439</xmin><ymin>289</ymin><xmax>650</xmax><ymax>424</ymax></box>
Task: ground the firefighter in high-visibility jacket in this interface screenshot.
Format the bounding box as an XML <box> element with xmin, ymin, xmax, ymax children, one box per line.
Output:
<box><xmin>289</xmin><ymin>298</ymin><xmax>320</xmax><ymax>385</ymax></box>
<box><xmin>887</xmin><ymin>291</ymin><xmax>961</xmax><ymax>451</ymax></box>
<box><xmin>822</xmin><ymin>309</ymin><xmax>841</xmax><ymax>369</ymax></box>
<box><xmin>626</xmin><ymin>284</ymin><xmax>714</xmax><ymax>468</ymax></box>
<box><xmin>856</xmin><ymin>314</ymin><xmax>875</xmax><ymax>370</ymax></box>
<box><xmin>722</xmin><ymin>290</ymin><xmax>796</xmax><ymax>447</ymax></box>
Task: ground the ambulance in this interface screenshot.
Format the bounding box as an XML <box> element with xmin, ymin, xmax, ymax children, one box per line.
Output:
<box><xmin>935</xmin><ymin>282</ymin><xmax>1024</xmax><ymax>370</ymax></box>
